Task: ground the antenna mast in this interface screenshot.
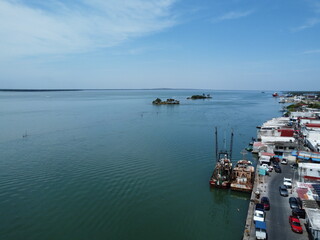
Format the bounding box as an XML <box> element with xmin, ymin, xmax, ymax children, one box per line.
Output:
<box><xmin>215</xmin><ymin>127</ymin><xmax>218</xmax><ymax>161</ymax></box>
<box><xmin>229</xmin><ymin>129</ymin><xmax>234</xmax><ymax>161</ymax></box>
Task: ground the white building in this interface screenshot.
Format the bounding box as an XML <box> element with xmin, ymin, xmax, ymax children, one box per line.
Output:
<box><xmin>298</xmin><ymin>163</ymin><xmax>320</xmax><ymax>181</ymax></box>
<box><xmin>306</xmin><ymin>209</ymin><xmax>320</xmax><ymax>240</ymax></box>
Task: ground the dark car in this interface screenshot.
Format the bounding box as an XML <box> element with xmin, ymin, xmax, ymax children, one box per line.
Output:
<box><xmin>272</xmin><ymin>157</ymin><xmax>280</xmax><ymax>164</ymax></box>
<box><xmin>291</xmin><ymin>163</ymin><xmax>298</xmax><ymax>169</ymax></box>
<box><xmin>292</xmin><ymin>208</ymin><xmax>306</xmax><ymax>219</ymax></box>
<box><xmin>255</xmin><ymin>203</ymin><xmax>265</xmax><ymax>211</ymax></box>
<box><xmin>289</xmin><ymin>197</ymin><xmax>300</xmax><ymax>209</ymax></box>
<box><xmin>296</xmin><ymin>197</ymin><xmax>303</xmax><ymax>209</ymax></box>
<box><xmin>279</xmin><ymin>185</ymin><xmax>289</xmax><ymax>197</ymax></box>
<box><xmin>261</xmin><ymin>197</ymin><xmax>270</xmax><ymax>210</ymax></box>
<box><xmin>274</xmin><ymin>165</ymin><xmax>282</xmax><ymax>173</ymax></box>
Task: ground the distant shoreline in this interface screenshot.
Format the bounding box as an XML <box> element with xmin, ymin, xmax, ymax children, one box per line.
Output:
<box><xmin>0</xmin><ymin>88</ymin><xmax>194</xmax><ymax>92</ymax></box>
<box><xmin>0</xmin><ymin>89</ymin><xmax>83</xmax><ymax>92</ymax></box>
<box><xmin>1</xmin><ymin>89</ymin><xmax>317</xmax><ymax>93</ymax></box>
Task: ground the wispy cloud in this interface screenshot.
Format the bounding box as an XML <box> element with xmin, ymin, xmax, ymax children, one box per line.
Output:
<box><xmin>293</xmin><ymin>17</ymin><xmax>320</xmax><ymax>31</ymax></box>
<box><xmin>214</xmin><ymin>10</ymin><xmax>254</xmax><ymax>22</ymax></box>
<box><xmin>303</xmin><ymin>49</ymin><xmax>320</xmax><ymax>54</ymax></box>
<box><xmin>0</xmin><ymin>0</ymin><xmax>177</xmax><ymax>59</ymax></box>
<box><xmin>308</xmin><ymin>0</ymin><xmax>320</xmax><ymax>13</ymax></box>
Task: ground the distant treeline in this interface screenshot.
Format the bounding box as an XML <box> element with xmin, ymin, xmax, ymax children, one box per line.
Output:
<box><xmin>285</xmin><ymin>91</ymin><xmax>320</xmax><ymax>96</ymax></box>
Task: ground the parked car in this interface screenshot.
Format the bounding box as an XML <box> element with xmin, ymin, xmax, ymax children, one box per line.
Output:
<box><xmin>255</xmin><ymin>203</ymin><xmax>264</xmax><ymax>211</ymax></box>
<box><xmin>274</xmin><ymin>165</ymin><xmax>282</xmax><ymax>173</ymax></box>
<box><xmin>255</xmin><ymin>221</ymin><xmax>267</xmax><ymax>240</ymax></box>
<box><xmin>279</xmin><ymin>185</ymin><xmax>289</xmax><ymax>197</ymax></box>
<box><xmin>283</xmin><ymin>178</ymin><xmax>292</xmax><ymax>188</ymax></box>
<box><xmin>296</xmin><ymin>197</ymin><xmax>303</xmax><ymax>209</ymax></box>
<box><xmin>261</xmin><ymin>197</ymin><xmax>270</xmax><ymax>210</ymax></box>
<box><xmin>261</xmin><ymin>164</ymin><xmax>273</xmax><ymax>172</ymax></box>
<box><xmin>272</xmin><ymin>157</ymin><xmax>280</xmax><ymax>164</ymax></box>
<box><xmin>253</xmin><ymin>210</ymin><xmax>265</xmax><ymax>223</ymax></box>
<box><xmin>281</xmin><ymin>158</ymin><xmax>288</xmax><ymax>165</ymax></box>
<box><xmin>289</xmin><ymin>215</ymin><xmax>303</xmax><ymax>233</ymax></box>
<box><xmin>292</xmin><ymin>208</ymin><xmax>306</xmax><ymax>219</ymax></box>
<box><xmin>289</xmin><ymin>197</ymin><xmax>300</xmax><ymax>209</ymax></box>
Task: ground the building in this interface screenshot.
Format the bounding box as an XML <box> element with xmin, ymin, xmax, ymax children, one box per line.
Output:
<box><xmin>298</xmin><ymin>163</ymin><xmax>320</xmax><ymax>181</ymax></box>
<box><xmin>306</xmin><ymin>208</ymin><xmax>320</xmax><ymax>240</ymax></box>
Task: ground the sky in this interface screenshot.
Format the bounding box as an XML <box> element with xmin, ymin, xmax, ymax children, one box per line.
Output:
<box><xmin>0</xmin><ymin>0</ymin><xmax>320</xmax><ymax>90</ymax></box>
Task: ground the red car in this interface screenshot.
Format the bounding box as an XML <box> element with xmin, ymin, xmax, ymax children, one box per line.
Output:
<box><xmin>289</xmin><ymin>216</ymin><xmax>303</xmax><ymax>233</ymax></box>
<box><xmin>261</xmin><ymin>197</ymin><xmax>270</xmax><ymax>210</ymax></box>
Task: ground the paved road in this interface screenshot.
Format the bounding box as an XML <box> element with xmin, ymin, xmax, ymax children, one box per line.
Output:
<box><xmin>265</xmin><ymin>164</ymin><xmax>308</xmax><ymax>240</ymax></box>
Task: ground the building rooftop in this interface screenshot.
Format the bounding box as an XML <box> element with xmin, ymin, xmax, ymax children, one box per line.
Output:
<box><xmin>261</xmin><ymin>136</ymin><xmax>295</xmax><ymax>143</ymax></box>
<box><xmin>306</xmin><ymin>208</ymin><xmax>320</xmax><ymax>231</ymax></box>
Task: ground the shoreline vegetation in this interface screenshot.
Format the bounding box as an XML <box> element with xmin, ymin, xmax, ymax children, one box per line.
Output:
<box><xmin>152</xmin><ymin>98</ymin><xmax>180</xmax><ymax>105</ymax></box>
<box><xmin>286</xmin><ymin>102</ymin><xmax>320</xmax><ymax>112</ymax></box>
<box><xmin>187</xmin><ymin>94</ymin><xmax>212</xmax><ymax>99</ymax></box>
<box><xmin>285</xmin><ymin>91</ymin><xmax>320</xmax><ymax>96</ymax></box>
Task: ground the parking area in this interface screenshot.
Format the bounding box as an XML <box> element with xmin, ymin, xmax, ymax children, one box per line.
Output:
<box><xmin>261</xmin><ymin>163</ymin><xmax>309</xmax><ymax>240</ymax></box>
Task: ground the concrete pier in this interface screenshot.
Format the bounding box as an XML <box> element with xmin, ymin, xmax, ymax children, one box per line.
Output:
<box><xmin>242</xmin><ymin>166</ymin><xmax>268</xmax><ymax>240</ymax></box>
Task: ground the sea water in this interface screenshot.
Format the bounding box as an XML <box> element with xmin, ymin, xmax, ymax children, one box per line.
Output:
<box><xmin>0</xmin><ymin>90</ymin><xmax>281</xmax><ymax>240</ymax></box>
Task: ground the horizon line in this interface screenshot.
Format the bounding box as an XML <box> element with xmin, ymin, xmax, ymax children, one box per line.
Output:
<box><xmin>0</xmin><ymin>88</ymin><xmax>317</xmax><ymax>92</ymax></box>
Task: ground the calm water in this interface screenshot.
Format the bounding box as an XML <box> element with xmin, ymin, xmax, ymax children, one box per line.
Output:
<box><xmin>0</xmin><ymin>90</ymin><xmax>281</xmax><ymax>240</ymax></box>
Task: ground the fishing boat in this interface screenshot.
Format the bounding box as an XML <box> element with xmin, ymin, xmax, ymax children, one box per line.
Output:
<box><xmin>230</xmin><ymin>160</ymin><xmax>255</xmax><ymax>193</ymax></box>
<box><xmin>245</xmin><ymin>145</ymin><xmax>253</xmax><ymax>152</ymax></box>
<box><xmin>210</xmin><ymin>153</ymin><xmax>233</xmax><ymax>188</ymax></box>
<box><xmin>22</xmin><ymin>130</ymin><xmax>28</xmax><ymax>138</ymax></box>
<box><xmin>272</xmin><ymin>92</ymin><xmax>278</xmax><ymax>97</ymax></box>
<box><xmin>209</xmin><ymin>128</ymin><xmax>233</xmax><ymax>188</ymax></box>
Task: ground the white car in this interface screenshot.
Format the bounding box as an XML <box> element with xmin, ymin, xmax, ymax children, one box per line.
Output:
<box><xmin>253</xmin><ymin>210</ymin><xmax>265</xmax><ymax>223</ymax></box>
<box><xmin>283</xmin><ymin>177</ymin><xmax>292</xmax><ymax>188</ymax></box>
<box><xmin>281</xmin><ymin>158</ymin><xmax>288</xmax><ymax>165</ymax></box>
<box><xmin>261</xmin><ymin>164</ymin><xmax>272</xmax><ymax>172</ymax></box>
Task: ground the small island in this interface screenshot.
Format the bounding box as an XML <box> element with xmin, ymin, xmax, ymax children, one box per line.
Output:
<box><xmin>152</xmin><ymin>98</ymin><xmax>180</xmax><ymax>105</ymax></box>
<box><xmin>187</xmin><ymin>94</ymin><xmax>212</xmax><ymax>100</ymax></box>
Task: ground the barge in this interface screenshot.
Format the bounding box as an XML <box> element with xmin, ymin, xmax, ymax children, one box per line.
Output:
<box><xmin>230</xmin><ymin>160</ymin><xmax>255</xmax><ymax>192</ymax></box>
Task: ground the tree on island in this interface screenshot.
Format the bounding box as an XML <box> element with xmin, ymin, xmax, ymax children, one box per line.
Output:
<box><xmin>152</xmin><ymin>98</ymin><xmax>180</xmax><ymax>105</ymax></box>
<box><xmin>152</xmin><ymin>98</ymin><xmax>162</xmax><ymax>104</ymax></box>
<box><xmin>187</xmin><ymin>94</ymin><xmax>212</xmax><ymax>99</ymax></box>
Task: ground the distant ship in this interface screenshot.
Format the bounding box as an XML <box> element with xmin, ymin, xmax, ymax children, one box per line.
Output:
<box><xmin>209</xmin><ymin>128</ymin><xmax>234</xmax><ymax>189</ymax></box>
<box><xmin>22</xmin><ymin>131</ymin><xmax>28</xmax><ymax>138</ymax></box>
<box><xmin>272</xmin><ymin>92</ymin><xmax>278</xmax><ymax>97</ymax></box>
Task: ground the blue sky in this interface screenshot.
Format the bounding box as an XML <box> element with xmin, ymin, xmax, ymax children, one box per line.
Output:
<box><xmin>0</xmin><ymin>0</ymin><xmax>320</xmax><ymax>90</ymax></box>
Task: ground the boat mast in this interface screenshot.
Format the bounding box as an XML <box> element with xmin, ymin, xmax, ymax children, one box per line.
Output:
<box><xmin>215</xmin><ymin>127</ymin><xmax>218</xmax><ymax>161</ymax></box>
<box><xmin>229</xmin><ymin>129</ymin><xmax>234</xmax><ymax>161</ymax></box>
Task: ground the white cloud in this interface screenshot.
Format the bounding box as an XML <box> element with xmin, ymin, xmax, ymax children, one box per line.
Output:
<box><xmin>303</xmin><ymin>49</ymin><xmax>320</xmax><ymax>54</ymax></box>
<box><xmin>214</xmin><ymin>10</ymin><xmax>254</xmax><ymax>22</ymax></box>
<box><xmin>0</xmin><ymin>0</ymin><xmax>177</xmax><ymax>58</ymax></box>
<box><xmin>293</xmin><ymin>17</ymin><xmax>320</xmax><ymax>31</ymax></box>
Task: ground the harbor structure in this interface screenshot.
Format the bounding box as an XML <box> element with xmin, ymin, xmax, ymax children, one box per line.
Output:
<box><xmin>243</xmin><ymin>97</ymin><xmax>320</xmax><ymax>240</ymax></box>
